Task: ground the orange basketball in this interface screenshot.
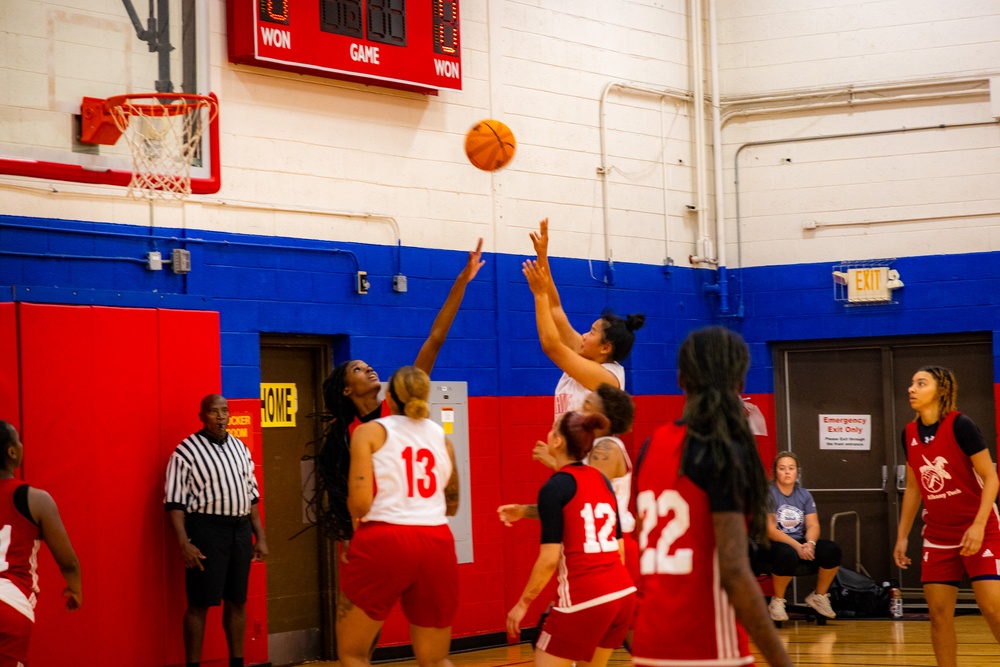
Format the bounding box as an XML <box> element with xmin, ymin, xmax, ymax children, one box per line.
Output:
<box><xmin>464</xmin><ymin>120</ymin><xmax>516</xmax><ymax>171</ymax></box>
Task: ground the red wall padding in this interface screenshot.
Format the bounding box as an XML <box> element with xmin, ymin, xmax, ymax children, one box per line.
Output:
<box><xmin>0</xmin><ymin>303</ymin><xmax>18</xmax><ymax>432</ymax></box>
<box><xmin>12</xmin><ymin>304</ymin><xmax>263</xmax><ymax>667</ymax></box>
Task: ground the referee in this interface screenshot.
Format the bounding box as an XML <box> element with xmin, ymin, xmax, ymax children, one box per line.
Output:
<box><xmin>165</xmin><ymin>394</ymin><xmax>268</xmax><ymax>667</ymax></box>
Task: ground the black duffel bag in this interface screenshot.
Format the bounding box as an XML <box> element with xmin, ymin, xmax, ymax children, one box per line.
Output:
<box><xmin>828</xmin><ymin>568</ymin><xmax>891</xmax><ymax>618</ymax></box>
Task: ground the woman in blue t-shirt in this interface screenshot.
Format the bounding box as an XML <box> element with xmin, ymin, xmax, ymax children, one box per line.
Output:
<box><xmin>758</xmin><ymin>451</ymin><xmax>842</xmax><ymax>621</ymax></box>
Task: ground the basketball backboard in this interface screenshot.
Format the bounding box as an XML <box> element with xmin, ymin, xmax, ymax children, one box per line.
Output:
<box><xmin>0</xmin><ymin>0</ymin><xmax>218</xmax><ymax>193</ymax></box>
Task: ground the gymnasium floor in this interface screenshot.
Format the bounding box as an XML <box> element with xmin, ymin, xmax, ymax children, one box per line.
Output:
<box><xmin>300</xmin><ymin>614</ymin><xmax>1000</xmax><ymax>667</ymax></box>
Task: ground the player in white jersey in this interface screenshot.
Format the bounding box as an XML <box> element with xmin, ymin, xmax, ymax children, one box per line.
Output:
<box><xmin>524</xmin><ymin>219</ymin><xmax>644</xmax><ymax>418</ymax></box>
<box><xmin>337</xmin><ymin>366</ymin><xmax>460</xmax><ymax>667</ymax></box>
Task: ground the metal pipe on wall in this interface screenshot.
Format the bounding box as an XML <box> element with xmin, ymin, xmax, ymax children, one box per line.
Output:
<box><xmin>598</xmin><ymin>82</ymin><xmax>691</xmax><ymax>284</ymax></box>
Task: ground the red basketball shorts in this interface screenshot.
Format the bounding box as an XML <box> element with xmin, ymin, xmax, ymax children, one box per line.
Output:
<box><xmin>535</xmin><ymin>591</ymin><xmax>636</xmax><ymax>662</ymax></box>
<box><xmin>0</xmin><ymin>601</ymin><xmax>32</xmax><ymax>666</ymax></box>
<box><xmin>340</xmin><ymin>521</ymin><xmax>459</xmax><ymax>628</ymax></box>
<box><xmin>922</xmin><ymin>533</ymin><xmax>1000</xmax><ymax>583</ymax></box>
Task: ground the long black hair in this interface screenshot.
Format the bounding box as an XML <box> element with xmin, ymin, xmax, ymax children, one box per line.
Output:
<box><xmin>678</xmin><ymin>326</ymin><xmax>770</xmax><ymax>543</ymax></box>
<box><xmin>310</xmin><ymin>360</ymin><xmax>361</xmax><ymax>541</ymax></box>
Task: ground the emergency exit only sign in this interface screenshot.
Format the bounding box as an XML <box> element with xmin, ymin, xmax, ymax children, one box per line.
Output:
<box><xmin>261</xmin><ymin>383</ymin><xmax>297</xmax><ymax>427</ymax></box>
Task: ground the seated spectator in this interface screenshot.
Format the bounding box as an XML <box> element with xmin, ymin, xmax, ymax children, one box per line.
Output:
<box><xmin>756</xmin><ymin>451</ymin><xmax>841</xmax><ymax>621</ymax></box>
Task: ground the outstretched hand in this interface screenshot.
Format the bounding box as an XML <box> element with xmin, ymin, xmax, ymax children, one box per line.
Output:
<box><xmin>532</xmin><ymin>439</ymin><xmax>557</xmax><ymax>470</ymax></box>
<box><xmin>529</xmin><ymin>218</ymin><xmax>549</xmax><ymax>260</ymax></box>
<box><xmin>522</xmin><ymin>259</ymin><xmax>552</xmax><ymax>296</ymax></box>
<box><xmin>497</xmin><ymin>504</ymin><xmax>526</xmax><ymax>527</ymax></box>
<box><xmin>459</xmin><ymin>238</ymin><xmax>486</xmax><ymax>282</ymax></box>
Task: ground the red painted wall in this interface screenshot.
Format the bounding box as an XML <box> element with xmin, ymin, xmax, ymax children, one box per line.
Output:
<box><xmin>0</xmin><ymin>303</ymin><xmax>266</xmax><ymax>667</ymax></box>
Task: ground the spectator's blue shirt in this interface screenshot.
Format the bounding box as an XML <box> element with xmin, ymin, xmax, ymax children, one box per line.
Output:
<box><xmin>768</xmin><ymin>484</ymin><xmax>817</xmax><ymax>541</ymax></box>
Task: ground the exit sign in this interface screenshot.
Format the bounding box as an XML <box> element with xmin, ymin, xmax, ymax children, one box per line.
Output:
<box><xmin>846</xmin><ymin>267</ymin><xmax>890</xmax><ymax>302</ymax></box>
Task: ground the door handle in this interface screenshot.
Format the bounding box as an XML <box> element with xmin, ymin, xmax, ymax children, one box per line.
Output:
<box><xmin>881</xmin><ymin>465</ymin><xmax>888</xmax><ymax>491</ymax></box>
<box><xmin>896</xmin><ymin>464</ymin><xmax>907</xmax><ymax>492</ymax></box>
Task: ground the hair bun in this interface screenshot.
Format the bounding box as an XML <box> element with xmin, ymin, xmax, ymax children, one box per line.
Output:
<box><xmin>581</xmin><ymin>412</ymin><xmax>610</xmax><ymax>434</ymax></box>
<box><xmin>626</xmin><ymin>313</ymin><xmax>646</xmax><ymax>332</ymax></box>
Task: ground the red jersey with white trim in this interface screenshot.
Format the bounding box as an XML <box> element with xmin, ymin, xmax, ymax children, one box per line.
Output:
<box><xmin>349</xmin><ymin>399</ymin><xmax>392</xmax><ymax>435</ymax></box>
<box><xmin>0</xmin><ymin>480</ymin><xmax>41</xmax><ymax>622</ymax></box>
<box><xmin>905</xmin><ymin>411</ymin><xmax>1000</xmax><ymax>547</ymax></box>
<box><xmin>551</xmin><ymin>464</ymin><xmax>635</xmax><ymax>612</ymax></box>
<box><xmin>632</xmin><ymin>421</ymin><xmax>752</xmax><ymax>667</ymax></box>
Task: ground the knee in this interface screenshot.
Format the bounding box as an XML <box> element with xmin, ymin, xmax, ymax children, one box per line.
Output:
<box><xmin>770</xmin><ymin>543</ymin><xmax>800</xmax><ymax>575</ymax></box>
<box><xmin>185</xmin><ymin>606</ymin><xmax>209</xmax><ymax>620</ymax></box>
<box><xmin>815</xmin><ymin>540</ymin><xmax>842</xmax><ymax>568</ymax></box>
<box><xmin>974</xmin><ymin>591</ymin><xmax>1000</xmax><ymax>619</ymax></box>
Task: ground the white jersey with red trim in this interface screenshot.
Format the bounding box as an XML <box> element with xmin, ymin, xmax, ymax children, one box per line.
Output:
<box><xmin>364</xmin><ymin>415</ymin><xmax>452</xmax><ymax>526</ymax></box>
<box><xmin>554</xmin><ymin>363</ymin><xmax>625</xmax><ymax>419</ymax></box>
<box><xmin>585</xmin><ymin>436</ymin><xmax>635</xmax><ymax>534</ymax></box>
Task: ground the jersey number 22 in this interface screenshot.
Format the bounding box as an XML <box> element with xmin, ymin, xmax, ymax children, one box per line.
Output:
<box><xmin>636</xmin><ymin>490</ymin><xmax>693</xmax><ymax>575</ymax></box>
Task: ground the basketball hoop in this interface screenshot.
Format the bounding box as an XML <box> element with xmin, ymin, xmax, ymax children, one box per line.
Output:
<box><xmin>105</xmin><ymin>93</ymin><xmax>219</xmax><ymax>200</ymax></box>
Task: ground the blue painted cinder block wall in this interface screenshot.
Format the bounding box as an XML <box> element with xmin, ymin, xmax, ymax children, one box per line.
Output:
<box><xmin>2</xmin><ymin>215</ymin><xmax>998</xmax><ymax>396</ymax></box>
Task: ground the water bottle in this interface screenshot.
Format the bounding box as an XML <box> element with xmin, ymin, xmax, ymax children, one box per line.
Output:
<box><xmin>890</xmin><ymin>587</ymin><xmax>903</xmax><ymax>619</ymax></box>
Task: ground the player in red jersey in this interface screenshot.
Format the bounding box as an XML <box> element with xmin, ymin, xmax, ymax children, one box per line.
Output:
<box><xmin>0</xmin><ymin>421</ymin><xmax>82</xmax><ymax>667</ymax></box>
<box><xmin>314</xmin><ymin>240</ymin><xmax>484</xmax><ymax>546</ymax></box>
<box><xmin>894</xmin><ymin>366</ymin><xmax>1000</xmax><ymax>667</ymax></box>
<box><xmin>631</xmin><ymin>326</ymin><xmax>791</xmax><ymax>667</ymax></box>
<box><xmin>337</xmin><ymin>366</ymin><xmax>460</xmax><ymax>667</ymax></box>
<box><xmin>507</xmin><ymin>411</ymin><xmax>636</xmax><ymax>667</ymax></box>
<box><xmin>498</xmin><ymin>384</ymin><xmax>640</xmax><ymax>583</ymax></box>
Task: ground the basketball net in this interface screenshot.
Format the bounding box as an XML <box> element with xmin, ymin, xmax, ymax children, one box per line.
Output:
<box><xmin>108</xmin><ymin>94</ymin><xmax>218</xmax><ymax>200</ymax></box>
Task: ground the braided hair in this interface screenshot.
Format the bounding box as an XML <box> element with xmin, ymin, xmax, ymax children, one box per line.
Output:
<box><xmin>914</xmin><ymin>365</ymin><xmax>958</xmax><ymax>419</ymax></box>
<box><xmin>311</xmin><ymin>360</ymin><xmax>361</xmax><ymax>541</ymax></box>
<box><xmin>677</xmin><ymin>326</ymin><xmax>770</xmax><ymax>543</ymax></box>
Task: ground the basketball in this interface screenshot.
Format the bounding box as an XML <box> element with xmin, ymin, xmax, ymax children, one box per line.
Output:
<box><xmin>464</xmin><ymin>119</ymin><xmax>516</xmax><ymax>171</ymax></box>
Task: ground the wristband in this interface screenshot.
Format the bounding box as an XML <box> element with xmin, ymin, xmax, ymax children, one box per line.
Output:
<box><xmin>807</xmin><ymin>540</ymin><xmax>816</xmax><ymax>546</ymax></box>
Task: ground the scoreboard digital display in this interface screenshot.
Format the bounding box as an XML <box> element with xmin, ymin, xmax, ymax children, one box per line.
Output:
<box><xmin>227</xmin><ymin>0</ymin><xmax>462</xmax><ymax>93</ymax></box>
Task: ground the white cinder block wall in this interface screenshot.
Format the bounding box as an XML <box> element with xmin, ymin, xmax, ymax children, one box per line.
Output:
<box><xmin>1</xmin><ymin>0</ymin><xmax>998</xmax><ymax>269</ymax></box>
<box><xmin>716</xmin><ymin>0</ymin><xmax>1000</xmax><ymax>268</ymax></box>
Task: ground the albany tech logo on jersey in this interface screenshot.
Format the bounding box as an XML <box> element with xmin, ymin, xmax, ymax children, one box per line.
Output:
<box><xmin>918</xmin><ymin>455</ymin><xmax>954</xmax><ymax>495</ymax></box>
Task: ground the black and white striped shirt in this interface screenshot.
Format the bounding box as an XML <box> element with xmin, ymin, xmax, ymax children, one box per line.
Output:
<box><xmin>164</xmin><ymin>430</ymin><xmax>260</xmax><ymax>517</ymax></box>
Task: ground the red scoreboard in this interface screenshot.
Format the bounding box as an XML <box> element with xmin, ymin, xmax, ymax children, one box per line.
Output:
<box><xmin>227</xmin><ymin>1</ymin><xmax>462</xmax><ymax>93</ymax></box>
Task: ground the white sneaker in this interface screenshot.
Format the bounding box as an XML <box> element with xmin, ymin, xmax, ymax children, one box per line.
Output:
<box><xmin>805</xmin><ymin>591</ymin><xmax>837</xmax><ymax>619</ymax></box>
<box><xmin>768</xmin><ymin>596</ymin><xmax>788</xmax><ymax>621</ymax></box>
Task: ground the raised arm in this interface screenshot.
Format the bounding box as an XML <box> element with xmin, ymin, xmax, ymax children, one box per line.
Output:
<box><xmin>530</xmin><ymin>218</ymin><xmax>581</xmax><ymax>351</ymax></box>
<box><xmin>413</xmin><ymin>238</ymin><xmax>485</xmax><ymax>375</ymax></box>
<box><xmin>523</xmin><ymin>260</ymin><xmax>619</xmax><ymax>390</ymax></box>
<box><xmin>714</xmin><ymin>512</ymin><xmax>792</xmax><ymax>667</ymax></box>
<box><xmin>28</xmin><ymin>488</ymin><xmax>82</xmax><ymax>610</ymax></box>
